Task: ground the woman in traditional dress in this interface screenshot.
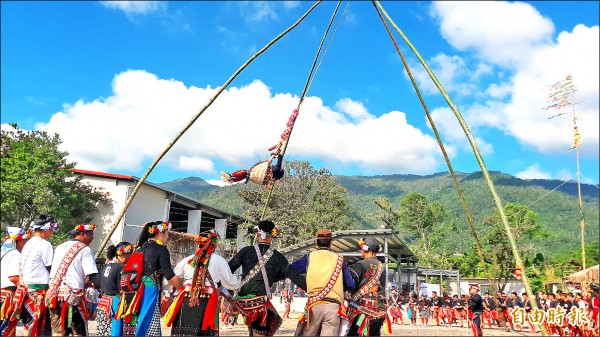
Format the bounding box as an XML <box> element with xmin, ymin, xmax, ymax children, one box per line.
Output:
<box><xmin>120</xmin><ymin>221</ymin><xmax>183</xmax><ymax>336</ymax></box>
<box><xmin>163</xmin><ymin>231</ymin><xmax>241</xmax><ymax>336</ymax></box>
<box><xmin>407</xmin><ymin>294</ymin><xmax>417</xmax><ymax>325</ymax></box>
<box><xmin>97</xmin><ymin>242</ymin><xmax>134</xmax><ymax>336</ymax></box>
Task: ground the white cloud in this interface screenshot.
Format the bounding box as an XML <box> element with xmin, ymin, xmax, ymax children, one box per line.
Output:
<box><xmin>177</xmin><ymin>156</ymin><xmax>214</xmax><ymax>173</ymax></box>
<box><xmin>425</xmin><ymin>2</ymin><xmax>598</xmax><ymax>160</ymax></box>
<box><xmin>428</xmin><ymin>106</ymin><xmax>495</xmax><ymax>156</ymax></box>
<box><xmin>235</xmin><ymin>1</ymin><xmax>301</xmax><ymax>24</ymax></box>
<box><xmin>500</xmin><ymin>25</ymin><xmax>599</xmax><ymax>157</ymax></box>
<box><xmin>36</xmin><ymin>70</ymin><xmax>441</xmax><ymax>175</ymax></box>
<box><xmin>431</xmin><ymin>1</ymin><xmax>554</xmax><ymax>68</ymax></box>
<box><xmin>238</xmin><ymin>2</ymin><xmax>279</xmax><ymax>23</ymax></box>
<box><xmin>408</xmin><ymin>53</ymin><xmax>487</xmax><ymax>98</ymax></box>
<box><xmin>282</xmin><ymin>1</ymin><xmax>300</xmax><ymax>10</ymax></box>
<box><xmin>335</xmin><ymin>98</ymin><xmax>372</xmax><ymax>122</ymax></box>
<box><xmin>100</xmin><ymin>1</ymin><xmax>167</xmax><ymax>16</ymax></box>
<box><xmin>516</xmin><ymin>164</ymin><xmax>552</xmax><ymax>180</ymax></box>
<box><xmin>485</xmin><ymin>83</ymin><xmax>512</xmax><ymax>99</ymax></box>
<box><xmin>556</xmin><ymin>169</ymin><xmax>573</xmax><ymax>182</ymax></box>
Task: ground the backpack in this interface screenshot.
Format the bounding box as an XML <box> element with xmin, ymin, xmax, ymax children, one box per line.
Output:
<box><xmin>119</xmin><ymin>250</ymin><xmax>145</xmax><ymax>292</ymax></box>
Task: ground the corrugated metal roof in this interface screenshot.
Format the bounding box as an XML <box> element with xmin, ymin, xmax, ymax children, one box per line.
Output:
<box><xmin>280</xmin><ymin>228</ymin><xmax>418</xmax><ymax>264</ymax></box>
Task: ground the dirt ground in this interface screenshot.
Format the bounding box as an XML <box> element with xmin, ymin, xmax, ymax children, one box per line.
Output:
<box><xmin>218</xmin><ymin>311</ymin><xmax>540</xmax><ymax>336</ymax></box>
<box><xmin>17</xmin><ymin>307</ymin><xmax>539</xmax><ymax>336</ymax></box>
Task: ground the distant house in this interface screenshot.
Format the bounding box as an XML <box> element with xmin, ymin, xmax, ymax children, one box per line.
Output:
<box><xmin>73</xmin><ymin>169</ymin><xmax>248</xmax><ymax>253</ymax></box>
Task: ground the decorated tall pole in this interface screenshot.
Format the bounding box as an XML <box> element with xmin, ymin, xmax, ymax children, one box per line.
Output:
<box><xmin>544</xmin><ymin>74</ymin><xmax>586</xmax><ymax>269</ymax></box>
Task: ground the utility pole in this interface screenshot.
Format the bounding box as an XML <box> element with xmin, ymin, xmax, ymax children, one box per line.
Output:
<box><xmin>544</xmin><ymin>74</ymin><xmax>586</xmax><ymax>269</ymax></box>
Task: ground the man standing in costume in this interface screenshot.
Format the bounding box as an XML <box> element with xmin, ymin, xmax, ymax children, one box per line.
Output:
<box><xmin>228</xmin><ymin>220</ymin><xmax>306</xmax><ymax>336</ymax></box>
<box><xmin>482</xmin><ymin>292</ymin><xmax>499</xmax><ymax>329</ymax></box>
<box><xmin>468</xmin><ymin>285</ymin><xmax>484</xmax><ymax>337</ymax></box>
<box><xmin>0</xmin><ymin>227</ymin><xmax>31</xmax><ymax>336</ymax></box>
<box><xmin>290</xmin><ymin>229</ymin><xmax>355</xmax><ymax>336</ymax></box>
<box><xmin>347</xmin><ymin>238</ymin><xmax>390</xmax><ymax>336</ymax></box>
<box><xmin>46</xmin><ymin>224</ymin><xmax>98</xmax><ymax>336</ymax></box>
<box><xmin>20</xmin><ymin>214</ymin><xmax>57</xmax><ymax>336</ymax></box>
<box><xmin>430</xmin><ymin>290</ymin><xmax>446</xmax><ymax>326</ymax></box>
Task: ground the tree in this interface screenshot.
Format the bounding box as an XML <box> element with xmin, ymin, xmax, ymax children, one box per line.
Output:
<box><xmin>375</xmin><ymin>192</ymin><xmax>449</xmax><ymax>264</ymax></box>
<box><xmin>237</xmin><ymin>160</ymin><xmax>355</xmax><ymax>247</ymax></box>
<box><xmin>481</xmin><ymin>203</ymin><xmax>546</xmax><ymax>292</ymax></box>
<box><xmin>1</xmin><ymin>124</ymin><xmax>109</xmax><ymax>229</ymax></box>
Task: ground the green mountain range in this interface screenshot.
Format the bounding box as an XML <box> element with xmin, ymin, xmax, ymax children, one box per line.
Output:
<box><xmin>157</xmin><ymin>171</ymin><xmax>599</xmax><ymax>259</ymax></box>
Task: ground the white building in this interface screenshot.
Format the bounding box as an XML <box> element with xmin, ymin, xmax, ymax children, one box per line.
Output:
<box><xmin>74</xmin><ymin>169</ymin><xmax>248</xmax><ymax>253</ymax></box>
<box><xmin>448</xmin><ymin>277</ymin><xmax>526</xmax><ymax>296</ymax></box>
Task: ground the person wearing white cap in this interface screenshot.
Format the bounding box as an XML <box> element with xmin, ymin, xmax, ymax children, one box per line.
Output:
<box><xmin>46</xmin><ymin>223</ymin><xmax>98</xmax><ymax>336</ymax></box>
<box><xmin>20</xmin><ymin>214</ymin><xmax>58</xmax><ymax>336</ymax></box>
<box><xmin>0</xmin><ymin>227</ymin><xmax>32</xmax><ymax>336</ymax></box>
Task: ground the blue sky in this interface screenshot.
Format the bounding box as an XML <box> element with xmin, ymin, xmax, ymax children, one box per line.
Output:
<box><xmin>2</xmin><ymin>1</ymin><xmax>598</xmax><ymax>186</ymax></box>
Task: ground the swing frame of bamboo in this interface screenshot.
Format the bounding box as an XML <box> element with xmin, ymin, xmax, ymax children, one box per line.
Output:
<box><xmin>95</xmin><ymin>5</ymin><xmax>550</xmax><ymax>334</ymax></box>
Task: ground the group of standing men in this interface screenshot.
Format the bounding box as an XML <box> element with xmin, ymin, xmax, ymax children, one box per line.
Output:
<box><xmin>1</xmin><ymin>216</ymin><xmax>541</xmax><ymax>337</ymax></box>
<box><xmin>224</xmin><ymin>221</ymin><xmax>390</xmax><ymax>337</ymax></box>
<box><xmin>0</xmin><ymin>215</ymin><xmax>98</xmax><ymax>336</ymax></box>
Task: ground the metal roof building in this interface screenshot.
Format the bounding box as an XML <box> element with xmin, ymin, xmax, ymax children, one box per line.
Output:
<box><xmin>280</xmin><ymin>228</ymin><xmax>421</xmax><ymax>297</ymax></box>
<box><xmin>280</xmin><ymin>228</ymin><xmax>463</xmax><ymax>297</ymax></box>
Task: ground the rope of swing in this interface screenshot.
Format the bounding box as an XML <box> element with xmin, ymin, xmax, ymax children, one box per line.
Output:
<box><xmin>373</xmin><ymin>2</ymin><xmax>546</xmax><ymax>334</ymax></box>
<box><xmin>96</xmin><ymin>1</ymin><xmax>323</xmax><ymax>256</ymax></box>
<box><xmin>371</xmin><ymin>0</ymin><xmax>494</xmax><ymax>297</ymax></box>
<box><xmin>259</xmin><ymin>1</ymin><xmax>349</xmax><ymax>221</ymax></box>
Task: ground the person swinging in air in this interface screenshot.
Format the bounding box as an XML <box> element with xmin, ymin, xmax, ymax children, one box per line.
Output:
<box><xmin>221</xmin><ymin>154</ymin><xmax>284</xmax><ymax>186</ymax></box>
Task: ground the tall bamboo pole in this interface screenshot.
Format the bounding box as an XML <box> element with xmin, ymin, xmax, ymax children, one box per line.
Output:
<box><xmin>576</xmin><ymin>144</ymin><xmax>586</xmax><ymax>269</ymax></box>
<box><xmin>96</xmin><ymin>1</ymin><xmax>322</xmax><ymax>255</ymax></box>
<box><xmin>374</xmin><ymin>0</ymin><xmax>542</xmax><ymax>327</ymax></box>
<box><xmin>260</xmin><ymin>1</ymin><xmax>345</xmax><ymax>220</ymax></box>
<box><xmin>370</xmin><ymin>1</ymin><xmax>508</xmax><ymax>325</ymax></box>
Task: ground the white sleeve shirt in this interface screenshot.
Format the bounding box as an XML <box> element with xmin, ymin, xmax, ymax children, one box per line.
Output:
<box><xmin>174</xmin><ymin>253</ymin><xmax>240</xmax><ymax>290</ymax></box>
<box><xmin>1</xmin><ymin>248</ymin><xmax>21</xmax><ymax>288</ymax></box>
<box><xmin>49</xmin><ymin>241</ymin><xmax>98</xmax><ymax>291</ymax></box>
<box><xmin>21</xmin><ymin>236</ymin><xmax>54</xmax><ymax>285</ymax></box>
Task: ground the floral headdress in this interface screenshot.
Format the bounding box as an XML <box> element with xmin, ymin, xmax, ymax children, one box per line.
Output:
<box><xmin>73</xmin><ymin>224</ymin><xmax>97</xmax><ymax>232</ymax></box>
<box><xmin>358</xmin><ymin>239</ymin><xmax>369</xmax><ymax>252</ymax></box>
<box><xmin>116</xmin><ymin>244</ymin><xmax>135</xmax><ymax>256</ymax></box>
<box><xmin>188</xmin><ymin>230</ymin><xmax>220</xmax><ymax>306</ymax></box>
<box><xmin>256</xmin><ymin>225</ymin><xmax>280</xmax><ymax>240</ymax></box>
<box><xmin>148</xmin><ymin>221</ymin><xmax>171</xmax><ymax>234</ymax></box>
<box><xmin>5</xmin><ymin>227</ymin><xmax>31</xmax><ymax>244</ymax></box>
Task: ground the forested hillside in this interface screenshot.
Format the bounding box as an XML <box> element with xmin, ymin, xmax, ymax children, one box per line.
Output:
<box><xmin>158</xmin><ymin>171</ymin><xmax>599</xmax><ymax>261</ymax></box>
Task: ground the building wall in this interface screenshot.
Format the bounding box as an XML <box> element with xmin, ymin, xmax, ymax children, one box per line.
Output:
<box><xmin>81</xmin><ymin>176</ymin><xmax>169</xmax><ymax>252</ymax></box>
<box><xmin>80</xmin><ymin>173</ymin><xmax>243</xmax><ymax>256</ymax></box>
<box><xmin>80</xmin><ymin>176</ymin><xmax>130</xmax><ymax>253</ymax></box>
<box><xmin>449</xmin><ymin>279</ymin><xmax>525</xmax><ymax>296</ymax></box>
<box><xmin>122</xmin><ymin>184</ymin><xmax>169</xmax><ymax>244</ymax></box>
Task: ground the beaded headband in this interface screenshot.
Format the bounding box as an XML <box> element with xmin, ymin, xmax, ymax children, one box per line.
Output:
<box><xmin>116</xmin><ymin>244</ymin><xmax>135</xmax><ymax>256</ymax></box>
<box><xmin>30</xmin><ymin>221</ymin><xmax>59</xmax><ymax>231</ymax></box>
<box><xmin>74</xmin><ymin>224</ymin><xmax>97</xmax><ymax>232</ymax></box>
